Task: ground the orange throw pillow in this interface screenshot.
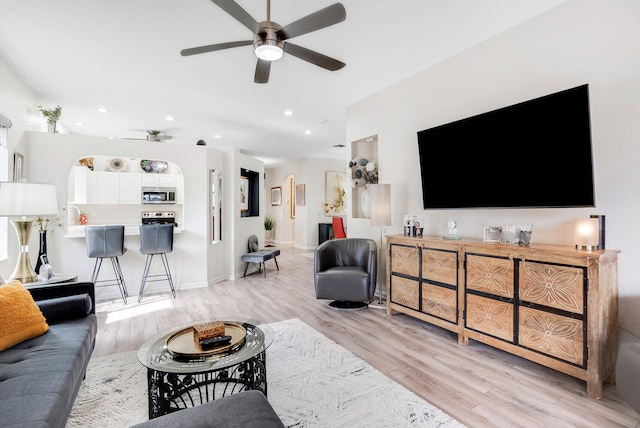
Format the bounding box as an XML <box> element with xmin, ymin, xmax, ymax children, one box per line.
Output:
<box><xmin>0</xmin><ymin>280</ymin><xmax>49</xmax><ymax>351</ymax></box>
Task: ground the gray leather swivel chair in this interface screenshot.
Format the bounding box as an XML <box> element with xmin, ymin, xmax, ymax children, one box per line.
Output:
<box><xmin>138</xmin><ymin>224</ymin><xmax>176</xmax><ymax>302</ymax></box>
<box><xmin>314</xmin><ymin>238</ymin><xmax>377</xmax><ymax>309</ymax></box>
<box><xmin>85</xmin><ymin>225</ymin><xmax>128</xmax><ymax>303</ymax></box>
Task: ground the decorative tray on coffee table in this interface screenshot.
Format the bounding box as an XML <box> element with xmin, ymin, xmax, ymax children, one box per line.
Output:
<box><xmin>165</xmin><ymin>322</ymin><xmax>246</xmax><ymax>359</ymax></box>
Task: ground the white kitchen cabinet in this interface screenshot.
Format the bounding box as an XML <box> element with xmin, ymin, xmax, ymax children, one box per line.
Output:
<box><xmin>141</xmin><ymin>173</ymin><xmax>176</xmax><ymax>188</ymax></box>
<box><xmin>119</xmin><ymin>173</ymin><xmax>142</xmax><ymax>204</ymax></box>
<box><xmin>69</xmin><ymin>166</ymin><xmax>96</xmax><ymax>204</ymax></box>
<box><xmin>95</xmin><ymin>172</ymin><xmax>119</xmax><ymax>204</ymax></box>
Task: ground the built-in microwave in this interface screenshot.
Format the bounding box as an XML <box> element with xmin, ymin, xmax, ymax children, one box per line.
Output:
<box><xmin>142</xmin><ymin>187</ymin><xmax>176</xmax><ymax>204</ymax></box>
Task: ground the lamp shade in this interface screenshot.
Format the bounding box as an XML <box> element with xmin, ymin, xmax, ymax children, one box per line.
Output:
<box><xmin>574</xmin><ymin>218</ymin><xmax>599</xmax><ymax>250</ymax></box>
<box><xmin>0</xmin><ymin>182</ymin><xmax>58</xmax><ymax>217</ymax></box>
<box><xmin>370</xmin><ymin>184</ymin><xmax>391</xmax><ymax>227</ymax></box>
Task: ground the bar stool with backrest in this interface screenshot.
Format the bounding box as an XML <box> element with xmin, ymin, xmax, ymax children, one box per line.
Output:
<box><xmin>85</xmin><ymin>225</ymin><xmax>129</xmax><ymax>304</ymax></box>
<box><xmin>138</xmin><ymin>223</ymin><xmax>175</xmax><ymax>302</ymax></box>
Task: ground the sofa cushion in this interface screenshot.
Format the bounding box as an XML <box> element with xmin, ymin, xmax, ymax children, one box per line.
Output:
<box><xmin>0</xmin><ymin>315</ymin><xmax>97</xmax><ymax>427</ymax></box>
<box><xmin>37</xmin><ymin>293</ymin><xmax>92</xmax><ymax>324</ymax></box>
<box><xmin>0</xmin><ymin>280</ymin><xmax>48</xmax><ymax>351</ymax></box>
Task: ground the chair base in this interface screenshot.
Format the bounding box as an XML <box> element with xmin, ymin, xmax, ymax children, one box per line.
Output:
<box><xmin>328</xmin><ymin>301</ymin><xmax>368</xmax><ymax>310</ymax></box>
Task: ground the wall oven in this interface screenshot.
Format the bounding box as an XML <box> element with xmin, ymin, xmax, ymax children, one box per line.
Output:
<box><xmin>142</xmin><ymin>187</ymin><xmax>176</xmax><ymax>204</ymax></box>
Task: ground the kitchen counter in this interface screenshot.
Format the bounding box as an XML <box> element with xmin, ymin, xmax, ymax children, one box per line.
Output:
<box><xmin>65</xmin><ymin>224</ymin><xmax>183</xmax><ymax>238</ymax></box>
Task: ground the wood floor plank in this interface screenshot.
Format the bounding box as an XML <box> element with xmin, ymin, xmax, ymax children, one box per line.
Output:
<box><xmin>92</xmin><ymin>245</ymin><xmax>640</xmax><ymax>428</ymax></box>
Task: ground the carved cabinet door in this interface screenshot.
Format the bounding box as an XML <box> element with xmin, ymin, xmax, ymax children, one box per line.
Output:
<box><xmin>518</xmin><ymin>261</ymin><xmax>586</xmax><ymax>366</ymax></box>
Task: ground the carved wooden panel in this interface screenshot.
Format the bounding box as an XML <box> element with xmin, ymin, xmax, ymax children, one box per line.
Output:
<box><xmin>422</xmin><ymin>283</ymin><xmax>456</xmax><ymax>322</ymax></box>
<box><xmin>390</xmin><ymin>276</ymin><xmax>419</xmax><ymax>310</ymax></box>
<box><xmin>519</xmin><ymin>306</ymin><xmax>584</xmax><ymax>365</ymax></box>
<box><xmin>466</xmin><ymin>254</ymin><xmax>513</xmax><ymax>298</ymax></box>
<box><xmin>466</xmin><ymin>294</ymin><xmax>513</xmax><ymax>342</ymax></box>
<box><xmin>422</xmin><ymin>249</ymin><xmax>457</xmax><ymax>285</ymax></box>
<box><xmin>519</xmin><ymin>262</ymin><xmax>584</xmax><ymax>315</ymax></box>
<box><xmin>391</xmin><ymin>245</ymin><xmax>419</xmax><ymax>278</ymax></box>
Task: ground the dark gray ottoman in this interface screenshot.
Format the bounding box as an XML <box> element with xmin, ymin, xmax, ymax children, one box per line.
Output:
<box><xmin>131</xmin><ymin>390</ymin><xmax>285</xmax><ymax>428</ymax></box>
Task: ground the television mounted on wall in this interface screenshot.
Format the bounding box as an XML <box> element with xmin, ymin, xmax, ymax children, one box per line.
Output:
<box><xmin>417</xmin><ymin>84</ymin><xmax>595</xmax><ymax>209</ymax></box>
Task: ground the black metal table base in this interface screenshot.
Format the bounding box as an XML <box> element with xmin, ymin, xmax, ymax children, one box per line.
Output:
<box><xmin>147</xmin><ymin>350</ymin><xmax>267</xmax><ymax>418</ymax></box>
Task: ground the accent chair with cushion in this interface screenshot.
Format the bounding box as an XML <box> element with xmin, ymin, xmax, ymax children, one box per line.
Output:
<box><xmin>314</xmin><ymin>238</ymin><xmax>377</xmax><ymax>309</ymax></box>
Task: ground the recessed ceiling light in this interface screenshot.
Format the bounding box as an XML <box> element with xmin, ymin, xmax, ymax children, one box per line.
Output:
<box><xmin>304</xmin><ymin>130</ymin><xmax>311</xmax><ymax>135</ymax></box>
<box><xmin>214</xmin><ymin>134</ymin><xmax>222</xmax><ymax>139</ymax></box>
<box><xmin>96</xmin><ymin>107</ymin><xmax>109</xmax><ymax>113</ymax></box>
<box><xmin>284</xmin><ymin>110</ymin><xmax>293</xmax><ymax>116</ymax></box>
<box><xmin>75</xmin><ymin>122</ymin><xmax>84</xmax><ymax>127</ymax></box>
<box><xmin>165</xmin><ymin>116</ymin><xmax>174</xmax><ymax>121</ymax></box>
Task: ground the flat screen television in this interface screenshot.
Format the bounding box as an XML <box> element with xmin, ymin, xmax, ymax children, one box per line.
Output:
<box><xmin>417</xmin><ymin>84</ymin><xmax>594</xmax><ymax>209</ymax></box>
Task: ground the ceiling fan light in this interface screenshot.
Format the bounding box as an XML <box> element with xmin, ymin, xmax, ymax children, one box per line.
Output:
<box><xmin>255</xmin><ymin>44</ymin><xmax>283</xmax><ymax>61</ymax></box>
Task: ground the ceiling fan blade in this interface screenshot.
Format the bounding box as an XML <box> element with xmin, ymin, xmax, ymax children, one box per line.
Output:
<box><xmin>254</xmin><ymin>59</ymin><xmax>271</xmax><ymax>84</ymax></box>
<box><xmin>210</xmin><ymin>0</ymin><xmax>265</xmax><ymax>34</ymax></box>
<box><xmin>283</xmin><ymin>42</ymin><xmax>345</xmax><ymax>71</ymax></box>
<box><xmin>277</xmin><ymin>3</ymin><xmax>346</xmax><ymax>40</ymax></box>
<box><xmin>180</xmin><ymin>40</ymin><xmax>253</xmax><ymax>57</ymax></box>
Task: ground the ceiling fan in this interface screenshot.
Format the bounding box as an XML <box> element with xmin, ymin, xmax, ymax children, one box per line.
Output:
<box><xmin>125</xmin><ymin>130</ymin><xmax>173</xmax><ymax>142</ymax></box>
<box><xmin>180</xmin><ymin>0</ymin><xmax>346</xmax><ymax>83</ymax></box>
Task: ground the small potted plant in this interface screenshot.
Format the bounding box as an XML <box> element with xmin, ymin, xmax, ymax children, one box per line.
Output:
<box><xmin>38</xmin><ymin>105</ymin><xmax>62</xmax><ymax>133</ymax></box>
<box><xmin>264</xmin><ymin>216</ymin><xmax>275</xmax><ymax>242</ymax></box>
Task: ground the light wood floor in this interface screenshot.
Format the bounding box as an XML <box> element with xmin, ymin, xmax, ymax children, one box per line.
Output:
<box><xmin>93</xmin><ymin>245</ymin><xmax>640</xmax><ymax>428</ymax></box>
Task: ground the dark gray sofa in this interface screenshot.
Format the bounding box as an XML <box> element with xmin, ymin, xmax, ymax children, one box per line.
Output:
<box><xmin>131</xmin><ymin>390</ymin><xmax>285</xmax><ymax>428</ymax></box>
<box><xmin>0</xmin><ymin>281</ymin><xmax>97</xmax><ymax>428</ymax></box>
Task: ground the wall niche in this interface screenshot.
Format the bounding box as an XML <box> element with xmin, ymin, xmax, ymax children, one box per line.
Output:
<box><xmin>351</xmin><ymin>135</ymin><xmax>378</xmax><ymax>219</ymax></box>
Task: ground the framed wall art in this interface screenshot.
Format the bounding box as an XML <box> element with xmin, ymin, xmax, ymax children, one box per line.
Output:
<box><xmin>271</xmin><ymin>186</ymin><xmax>282</xmax><ymax>206</ymax></box>
<box><xmin>290</xmin><ymin>177</ymin><xmax>296</xmax><ymax>219</ymax></box>
<box><xmin>325</xmin><ymin>171</ymin><xmax>347</xmax><ymax>216</ymax></box>
<box><xmin>295</xmin><ymin>183</ymin><xmax>305</xmax><ymax>206</ymax></box>
<box><xmin>240</xmin><ymin>176</ymin><xmax>249</xmax><ymax>212</ymax></box>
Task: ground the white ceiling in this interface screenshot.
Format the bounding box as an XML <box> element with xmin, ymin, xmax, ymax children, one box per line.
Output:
<box><xmin>0</xmin><ymin>0</ymin><xmax>566</xmax><ymax>166</ymax></box>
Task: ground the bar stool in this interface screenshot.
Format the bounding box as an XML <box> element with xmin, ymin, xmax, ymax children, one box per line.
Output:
<box><xmin>85</xmin><ymin>225</ymin><xmax>128</xmax><ymax>304</ymax></box>
<box><xmin>138</xmin><ymin>224</ymin><xmax>176</xmax><ymax>302</ymax></box>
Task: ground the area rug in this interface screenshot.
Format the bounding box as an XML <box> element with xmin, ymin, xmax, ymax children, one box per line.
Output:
<box><xmin>67</xmin><ymin>318</ymin><xmax>465</xmax><ymax>427</ymax></box>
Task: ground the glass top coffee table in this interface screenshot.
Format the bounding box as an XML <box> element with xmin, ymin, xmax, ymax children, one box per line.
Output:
<box><xmin>137</xmin><ymin>319</ymin><xmax>274</xmax><ymax>419</ymax></box>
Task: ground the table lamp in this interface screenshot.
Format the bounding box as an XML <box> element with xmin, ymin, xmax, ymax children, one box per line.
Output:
<box><xmin>0</xmin><ymin>182</ymin><xmax>58</xmax><ymax>282</ymax></box>
<box><xmin>574</xmin><ymin>217</ymin><xmax>599</xmax><ymax>251</ymax></box>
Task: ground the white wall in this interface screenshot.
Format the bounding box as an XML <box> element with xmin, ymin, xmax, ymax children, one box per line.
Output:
<box><xmin>0</xmin><ymin>54</ymin><xmax>42</xmax><ymax>151</ymax></box>
<box><xmin>266</xmin><ymin>157</ymin><xmax>345</xmax><ymax>250</ymax></box>
<box><xmin>0</xmin><ymin>54</ymin><xmax>42</xmax><ymax>274</ymax></box>
<box><xmin>346</xmin><ymin>0</ymin><xmax>640</xmax><ymax>338</ymax></box>
<box><xmin>5</xmin><ymin>131</ymin><xmax>243</xmax><ymax>300</ymax></box>
<box><xmin>232</xmin><ymin>152</ymin><xmax>265</xmax><ymax>278</ymax></box>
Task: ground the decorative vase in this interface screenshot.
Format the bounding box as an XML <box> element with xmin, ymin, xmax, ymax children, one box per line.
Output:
<box><xmin>361</xmin><ymin>185</ymin><xmax>371</xmax><ymax>218</ymax></box>
<box><xmin>47</xmin><ymin>122</ymin><xmax>57</xmax><ymax>133</ymax></box>
<box><xmin>35</xmin><ymin>230</ymin><xmax>49</xmax><ymax>274</ymax></box>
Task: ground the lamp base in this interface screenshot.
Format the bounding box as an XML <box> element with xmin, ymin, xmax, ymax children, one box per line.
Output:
<box><xmin>575</xmin><ymin>244</ymin><xmax>597</xmax><ymax>251</ymax></box>
<box><xmin>9</xmin><ymin>218</ymin><xmax>38</xmax><ymax>283</ymax></box>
